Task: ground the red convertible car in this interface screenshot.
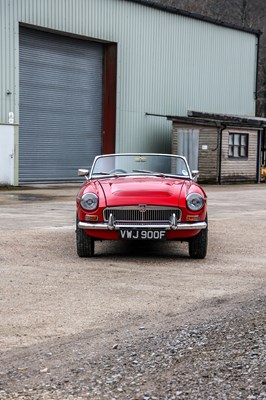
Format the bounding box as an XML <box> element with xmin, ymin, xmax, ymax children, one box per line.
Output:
<box><xmin>76</xmin><ymin>153</ymin><xmax>208</xmax><ymax>258</ymax></box>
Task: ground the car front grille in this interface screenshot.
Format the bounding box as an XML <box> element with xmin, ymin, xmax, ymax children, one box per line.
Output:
<box><xmin>103</xmin><ymin>206</ymin><xmax>181</xmax><ymax>224</ymax></box>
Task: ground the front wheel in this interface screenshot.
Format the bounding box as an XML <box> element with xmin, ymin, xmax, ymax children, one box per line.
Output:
<box><xmin>76</xmin><ymin>215</ymin><xmax>95</xmax><ymax>257</ymax></box>
<box><xmin>188</xmin><ymin>225</ymin><xmax>208</xmax><ymax>259</ymax></box>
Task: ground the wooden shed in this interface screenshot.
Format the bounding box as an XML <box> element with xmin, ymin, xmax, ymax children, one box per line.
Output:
<box><xmin>169</xmin><ymin>112</ymin><xmax>266</xmax><ymax>184</ymax></box>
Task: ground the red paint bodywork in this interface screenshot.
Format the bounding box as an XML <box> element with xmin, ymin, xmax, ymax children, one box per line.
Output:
<box><xmin>77</xmin><ymin>175</ymin><xmax>207</xmax><ymax>241</ymax></box>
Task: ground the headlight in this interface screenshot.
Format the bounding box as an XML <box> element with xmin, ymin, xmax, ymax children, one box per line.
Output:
<box><xmin>186</xmin><ymin>193</ymin><xmax>204</xmax><ymax>211</ymax></box>
<box><xmin>80</xmin><ymin>193</ymin><xmax>99</xmax><ymax>211</ymax></box>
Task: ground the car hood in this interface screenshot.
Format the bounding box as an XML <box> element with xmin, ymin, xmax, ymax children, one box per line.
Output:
<box><xmin>98</xmin><ymin>176</ymin><xmax>187</xmax><ymax>207</ymax></box>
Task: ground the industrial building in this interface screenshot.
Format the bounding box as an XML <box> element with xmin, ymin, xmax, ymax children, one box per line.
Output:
<box><xmin>0</xmin><ymin>0</ymin><xmax>264</xmax><ymax>185</ymax></box>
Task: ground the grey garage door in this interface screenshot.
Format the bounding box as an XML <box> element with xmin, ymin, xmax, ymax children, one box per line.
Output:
<box><xmin>19</xmin><ymin>27</ymin><xmax>103</xmax><ymax>183</ymax></box>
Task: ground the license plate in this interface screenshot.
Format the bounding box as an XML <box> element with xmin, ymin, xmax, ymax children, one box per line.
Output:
<box><xmin>120</xmin><ymin>229</ymin><xmax>166</xmax><ymax>240</ymax></box>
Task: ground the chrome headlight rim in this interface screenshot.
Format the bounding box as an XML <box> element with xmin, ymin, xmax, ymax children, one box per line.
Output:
<box><xmin>186</xmin><ymin>192</ymin><xmax>205</xmax><ymax>212</ymax></box>
<box><xmin>80</xmin><ymin>192</ymin><xmax>99</xmax><ymax>211</ymax></box>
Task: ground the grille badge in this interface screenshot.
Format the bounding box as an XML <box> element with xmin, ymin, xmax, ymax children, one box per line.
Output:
<box><xmin>138</xmin><ymin>204</ymin><xmax>147</xmax><ymax>213</ymax></box>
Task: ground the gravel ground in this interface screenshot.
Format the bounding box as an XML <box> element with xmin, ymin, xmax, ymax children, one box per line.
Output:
<box><xmin>0</xmin><ymin>184</ymin><xmax>265</xmax><ymax>399</ymax></box>
<box><xmin>0</xmin><ymin>294</ymin><xmax>265</xmax><ymax>400</ymax></box>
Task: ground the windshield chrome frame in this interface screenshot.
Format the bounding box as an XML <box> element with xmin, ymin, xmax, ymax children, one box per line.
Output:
<box><xmin>89</xmin><ymin>153</ymin><xmax>192</xmax><ymax>180</ymax></box>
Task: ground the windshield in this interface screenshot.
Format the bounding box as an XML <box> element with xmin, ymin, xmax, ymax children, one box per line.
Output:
<box><xmin>90</xmin><ymin>154</ymin><xmax>191</xmax><ymax>179</ymax></box>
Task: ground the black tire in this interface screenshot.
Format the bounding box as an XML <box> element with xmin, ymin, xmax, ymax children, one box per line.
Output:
<box><xmin>76</xmin><ymin>215</ymin><xmax>95</xmax><ymax>257</ymax></box>
<box><xmin>188</xmin><ymin>224</ymin><xmax>208</xmax><ymax>259</ymax></box>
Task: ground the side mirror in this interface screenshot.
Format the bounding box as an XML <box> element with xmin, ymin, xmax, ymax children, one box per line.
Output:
<box><xmin>78</xmin><ymin>168</ymin><xmax>90</xmax><ymax>177</ymax></box>
<box><xmin>191</xmin><ymin>170</ymin><xmax>199</xmax><ymax>181</ymax></box>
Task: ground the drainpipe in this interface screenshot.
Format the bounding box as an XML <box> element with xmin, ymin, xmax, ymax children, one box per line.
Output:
<box><xmin>256</xmin><ymin>128</ymin><xmax>263</xmax><ymax>183</ymax></box>
<box><xmin>218</xmin><ymin>124</ymin><xmax>227</xmax><ymax>185</ymax></box>
<box><xmin>254</xmin><ymin>33</ymin><xmax>261</xmax><ymax>103</ymax></box>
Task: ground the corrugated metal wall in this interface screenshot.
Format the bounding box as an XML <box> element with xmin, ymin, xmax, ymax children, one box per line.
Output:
<box><xmin>0</xmin><ymin>0</ymin><xmax>258</xmax><ymax>154</ymax></box>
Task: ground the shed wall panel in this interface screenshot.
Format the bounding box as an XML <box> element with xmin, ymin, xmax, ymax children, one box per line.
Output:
<box><xmin>198</xmin><ymin>128</ymin><xmax>218</xmax><ymax>183</ymax></box>
<box><xmin>220</xmin><ymin>129</ymin><xmax>258</xmax><ymax>182</ymax></box>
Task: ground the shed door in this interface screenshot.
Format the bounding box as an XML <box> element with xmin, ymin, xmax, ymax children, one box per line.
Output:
<box><xmin>177</xmin><ymin>128</ymin><xmax>199</xmax><ymax>171</ymax></box>
<box><xmin>19</xmin><ymin>27</ymin><xmax>104</xmax><ymax>183</ymax></box>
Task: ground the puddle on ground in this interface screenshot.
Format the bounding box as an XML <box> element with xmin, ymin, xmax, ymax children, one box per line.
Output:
<box><xmin>0</xmin><ymin>193</ymin><xmax>53</xmax><ymax>201</ymax></box>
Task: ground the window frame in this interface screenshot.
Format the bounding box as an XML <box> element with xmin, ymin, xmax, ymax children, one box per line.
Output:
<box><xmin>228</xmin><ymin>132</ymin><xmax>249</xmax><ymax>159</ymax></box>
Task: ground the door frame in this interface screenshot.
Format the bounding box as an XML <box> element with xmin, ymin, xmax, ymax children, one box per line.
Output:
<box><xmin>102</xmin><ymin>43</ymin><xmax>117</xmax><ymax>154</ymax></box>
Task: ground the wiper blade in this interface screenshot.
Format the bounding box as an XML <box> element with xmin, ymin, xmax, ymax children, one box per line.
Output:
<box><xmin>92</xmin><ymin>172</ymin><xmax>124</xmax><ymax>178</ymax></box>
<box><xmin>133</xmin><ymin>169</ymin><xmax>165</xmax><ymax>177</ymax></box>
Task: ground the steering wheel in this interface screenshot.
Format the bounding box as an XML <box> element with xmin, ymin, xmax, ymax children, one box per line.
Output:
<box><xmin>109</xmin><ymin>169</ymin><xmax>127</xmax><ymax>174</ymax></box>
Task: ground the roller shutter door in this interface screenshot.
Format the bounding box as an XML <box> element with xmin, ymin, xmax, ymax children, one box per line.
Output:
<box><xmin>19</xmin><ymin>27</ymin><xmax>103</xmax><ymax>183</ymax></box>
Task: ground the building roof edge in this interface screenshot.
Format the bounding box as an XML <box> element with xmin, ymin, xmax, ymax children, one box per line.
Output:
<box><xmin>126</xmin><ymin>0</ymin><xmax>261</xmax><ymax>36</ymax></box>
<box><xmin>167</xmin><ymin>111</ymin><xmax>266</xmax><ymax>128</ymax></box>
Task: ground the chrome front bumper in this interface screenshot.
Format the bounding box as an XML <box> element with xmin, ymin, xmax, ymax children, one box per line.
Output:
<box><xmin>78</xmin><ymin>221</ymin><xmax>207</xmax><ymax>231</ymax></box>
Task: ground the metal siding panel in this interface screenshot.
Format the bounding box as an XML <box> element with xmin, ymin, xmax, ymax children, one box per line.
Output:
<box><xmin>19</xmin><ymin>27</ymin><xmax>103</xmax><ymax>182</ymax></box>
<box><xmin>1</xmin><ymin>0</ymin><xmax>258</xmax><ymax>158</ymax></box>
<box><xmin>1</xmin><ymin>0</ymin><xmax>17</xmax><ymax>124</ymax></box>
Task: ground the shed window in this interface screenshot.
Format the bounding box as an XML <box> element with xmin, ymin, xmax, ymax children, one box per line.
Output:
<box><xmin>228</xmin><ymin>133</ymin><xmax>248</xmax><ymax>158</ymax></box>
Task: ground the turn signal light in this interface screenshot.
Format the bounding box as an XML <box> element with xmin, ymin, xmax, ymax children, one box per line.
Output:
<box><xmin>85</xmin><ymin>215</ymin><xmax>98</xmax><ymax>221</ymax></box>
<box><xmin>186</xmin><ymin>215</ymin><xmax>199</xmax><ymax>222</ymax></box>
